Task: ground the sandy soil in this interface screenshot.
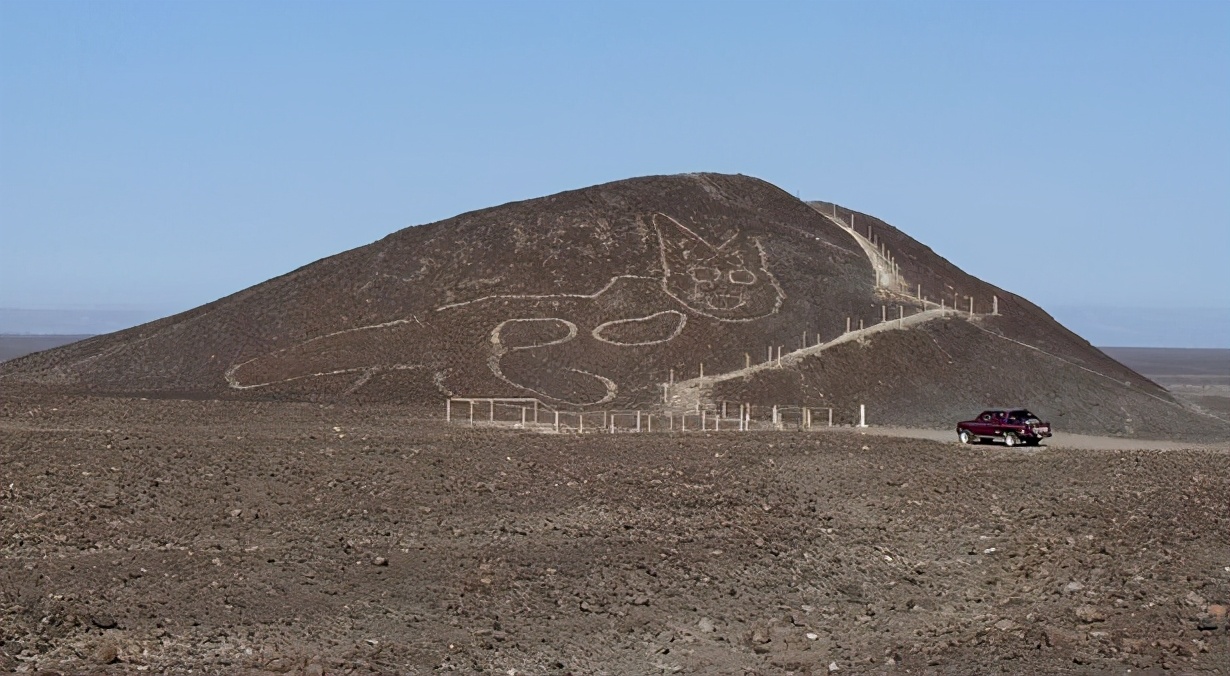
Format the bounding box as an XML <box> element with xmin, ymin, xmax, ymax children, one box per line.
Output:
<box><xmin>2</xmin><ymin>394</ymin><xmax>1228</xmax><ymax>675</ymax></box>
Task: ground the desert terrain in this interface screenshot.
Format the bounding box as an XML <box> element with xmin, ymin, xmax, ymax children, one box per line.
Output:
<box><xmin>3</xmin><ymin>175</ymin><xmax>1227</xmax><ymax>674</ymax></box>
<box><xmin>2</xmin><ymin>389</ymin><xmax>1227</xmax><ymax>675</ymax></box>
<box><xmin>1102</xmin><ymin>347</ymin><xmax>1230</xmax><ymax>421</ymax></box>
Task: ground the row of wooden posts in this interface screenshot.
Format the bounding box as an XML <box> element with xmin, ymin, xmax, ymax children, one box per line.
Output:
<box><xmin>445</xmin><ymin>398</ymin><xmax>871</xmax><ymax>433</ymax></box>
<box><xmin>824</xmin><ymin>203</ymin><xmax>1001</xmax><ymax>317</ymax></box>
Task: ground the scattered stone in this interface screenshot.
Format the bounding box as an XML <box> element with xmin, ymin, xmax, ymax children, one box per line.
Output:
<box><xmin>1185</xmin><ymin>591</ymin><xmax>1207</xmax><ymax>607</ymax></box>
<box><xmin>829</xmin><ymin>661</ymin><xmax>840</xmax><ymax>672</ymax></box>
<box><xmin>304</xmin><ymin>662</ymin><xmax>325</xmax><ymax>676</ymax></box>
<box><xmin>1064</xmin><ymin>581</ymin><xmax>1084</xmax><ymax>593</ymax></box>
<box><xmin>994</xmin><ymin>619</ymin><xmax>1016</xmax><ymax>631</ymax></box>
<box><xmin>1074</xmin><ymin>605</ymin><xmax>1105</xmax><ymax>623</ymax></box>
<box><xmin>91</xmin><ymin>614</ymin><xmax>117</xmax><ymax>629</ymax></box>
<box><xmin>91</xmin><ymin>643</ymin><xmax>118</xmax><ymax>664</ymax></box>
<box><xmin>697</xmin><ymin>617</ymin><xmax>715</xmax><ymax>633</ymax></box>
<box><xmin>751</xmin><ymin>627</ymin><xmax>770</xmax><ymax>644</ymax></box>
<box><xmin>372</xmin><ymin>556</ymin><xmax>388</xmax><ymax>567</ymax></box>
<box><xmin>632</xmin><ymin>594</ymin><xmax>649</xmax><ymax>606</ymax></box>
<box><xmin>1208</xmin><ymin>604</ymin><xmax>1227</xmax><ymax>620</ymax></box>
<box><xmin>1197</xmin><ymin>616</ymin><xmax>1220</xmax><ymax>631</ymax></box>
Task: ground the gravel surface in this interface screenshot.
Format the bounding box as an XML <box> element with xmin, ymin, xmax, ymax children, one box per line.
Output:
<box><xmin>2</xmin><ymin>395</ymin><xmax>1228</xmax><ymax>674</ymax></box>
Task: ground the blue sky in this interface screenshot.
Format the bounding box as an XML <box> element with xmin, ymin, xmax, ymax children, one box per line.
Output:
<box><xmin>1</xmin><ymin>1</ymin><xmax>1227</xmax><ymax>345</ymax></box>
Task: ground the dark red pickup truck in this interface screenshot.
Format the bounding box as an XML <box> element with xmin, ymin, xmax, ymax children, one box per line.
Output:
<box><xmin>957</xmin><ymin>408</ymin><xmax>1052</xmax><ymax>447</ymax></box>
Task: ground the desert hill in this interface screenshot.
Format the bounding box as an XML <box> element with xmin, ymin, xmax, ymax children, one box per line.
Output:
<box><xmin>2</xmin><ymin>173</ymin><xmax>1225</xmax><ymax>440</ymax></box>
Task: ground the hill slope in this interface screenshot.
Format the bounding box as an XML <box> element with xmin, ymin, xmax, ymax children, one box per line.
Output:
<box><xmin>2</xmin><ymin>173</ymin><xmax>1225</xmax><ymax>440</ymax></box>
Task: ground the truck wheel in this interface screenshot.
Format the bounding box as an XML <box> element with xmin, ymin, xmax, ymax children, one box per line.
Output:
<box><xmin>958</xmin><ymin>429</ymin><xmax>973</xmax><ymax>444</ymax></box>
<box><xmin>1003</xmin><ymin>432</ymin><xmax>1019</xmax><ymax>447</ymax></box>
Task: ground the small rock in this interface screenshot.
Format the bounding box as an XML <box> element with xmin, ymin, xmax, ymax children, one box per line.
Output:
<box><xmin>1074</xmin><ymin>605</ymin><xmax>1105</xmax><ymax>623</ymax></box>
<box><xmin>806</xmin><ymin>632</ymin><xmax>818</xmax><ymax>640</ymax></box>
<box><xmin>1185</xmin><ymin>591</ymin><xmax>1207</xmax><ymax>607</ymax></box>
<box><xmin>829</xmin><ymin>661</ymin><xmax>841</xmax><ymax>672</ymax></box>
<box><xmin>994</xmin><ymin>619</ymin><xmax>1016</xmax><ymax>631</ymax></box>
<box><xmin>91</xmin><ymin>644</ymin><xmax>118</xmax><ymax>664</ymax></box>
<box><xmin>697</xmin><ymin>617</ymin><xmax>715</xmax><ymax>633</ymax></box>
<box><xmin>632</xmin><ymin>595</ymin><xmax>649</xmax><ymax>606</ymax></box>
<box><xmin>372</xmin><ymin>556</ymin><xmax>388</xmax><ymax>567</ymax></box>
<box><xmin>91</xmin><ymin>614</ymin><xmax>117</xmax><ymax>629</ymax></box>
<box><xmin>1197</xmin><ymin>616</ymin><xmax>1221</xmax><ymax>631</ymax></box>
<box><xmin>751</xmin><ymin>627</ymin><xmax>770</xmax><ymax>644</ymax></box>
<box><xmin>1064</xmin><ymin>581</ymin><xmax>1084</xmax><ymax>593</ymax></box>
<box><xmin>1208</xmin><ymin>604</ymin><xmax>1227</xmax><ymax>619</ymax></box>
<box><xmin>304</xmin><ymin>662</ymin><xmax>325</xmax><ymax>676</ymax></box>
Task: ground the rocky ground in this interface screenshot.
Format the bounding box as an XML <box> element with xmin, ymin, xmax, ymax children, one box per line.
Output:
<box><xmin>2</xmin><ymin>393</ymin><xmax>1228</xmax><ymax>675</ymax></box>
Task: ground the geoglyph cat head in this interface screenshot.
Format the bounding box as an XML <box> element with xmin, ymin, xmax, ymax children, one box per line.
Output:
<box><xmin>653</xmin><ymin>213</ymin><xmax>784</xmax><ymax>321</ymax></box>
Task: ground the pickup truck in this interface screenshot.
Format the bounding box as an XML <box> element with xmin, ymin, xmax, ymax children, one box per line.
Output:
<box><xmin>957</xmin><ymin>408</ymin><xmax>1052</xmax><ymax>447</ymax></box>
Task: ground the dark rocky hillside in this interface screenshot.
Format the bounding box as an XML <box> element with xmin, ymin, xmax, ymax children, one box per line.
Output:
<box><xmin>2</xmin><ymin>173</ymin><xmax>1225</xmax><ymax>440</ymax></box>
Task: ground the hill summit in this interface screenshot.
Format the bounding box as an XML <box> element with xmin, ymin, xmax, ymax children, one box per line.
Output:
<box><xmin>3</xmin><ymin>173</ymin><xmax>1225</xmax><ymax>439</ymax></box>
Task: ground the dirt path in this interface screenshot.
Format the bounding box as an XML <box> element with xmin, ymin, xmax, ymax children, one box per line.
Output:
<box><xmin>846</xmin><ymin>425</ymin><xmax>1230</xmax><ymax>452</ymax></box>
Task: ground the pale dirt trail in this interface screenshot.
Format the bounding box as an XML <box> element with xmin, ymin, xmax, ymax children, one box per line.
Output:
<box><xmin>839</xmin><ymin>425</ymin><xmax>1230</xmax><ymax>452</ymax></box>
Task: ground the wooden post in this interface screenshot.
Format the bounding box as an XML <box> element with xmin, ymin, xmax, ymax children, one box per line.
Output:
<box><xmin>846</xmin><ymin>317</ymin><xmax>851</xmax><ymax>333</ymax></box>
<box><xmin>993</xmin><ymin>295</ymin><xmax>999</xmax><ymax>315</ymax></box>
<box><xmin>469</xmin><ymin>401</ymin><xmax>474</xmax><ymax>426</ymax></box>
<box><xmin>636</xmin><ymin>411</ymin><xmax>642</xmax><ymax>432</ymax></box>
<box><xmin>699</xmin><ymin>362</ymin><xmax>704</xmax><ymax>378</ymax></box>
<box><xmin>669</xmin><ymin>369</ymin><xmax>674</xmax><ymax>386</ymax></box>
<box><xmin>579</xmin><ymin>414</ymin><xmax>584</xmax><ymax>433</ymax></box>
<box><xmin>521</xmin><ymin>406</ymin><xmax>526</xmax><ymax>426</ymax></box>
<box><xmin>858</xmin><ymin>404</ymin><xmax>867</xmax><ymax>428</ymax></box>
<box><xmin>681</xmin><ymin>413</ymin><xmax>686</xmax><ymax>432</ymax></box>
<box><xmin>767</xmin><ymin>345</ymin><xmax>773</xmax><ymax>363</ymax></box>
<box><xmin>828</xmin><ymin>408</ymin><xmax>833</xmax><ymax>427</ymax></box>
<box><xmin>446</xmin><ymin>399</ymin><xmax>451</xmax><ymax>423</ymax></box>
<box><xmin>772</xmin><ymin>405</ymin><xmax>778</xmax><ymax>427</ymax></box>
<box><xmin>917</xmin><ymin>284</ymin><xmax>922</xmax><ymax>299</ymax></box>
<box><xmin>969</xmin><ymin>296</ymin><xmax>974</xmax><ymax>314</ymax></box>
<box><xmin>489</xmin><ymin>400</ymin><xmax>494</xmax><ymax>422</ymax></box>
<box><xmin>745</xmin><ymin>353</ymin><xmax>751</xmax><ymax>369</ymax></box>
<box><xmin>722</xmin><ymin>401</ymin><xmax>727</xmax><ymax>418</ymax></box>
<box><xmin>670</xmin><ymin>412</ymin><xmax>674</xmax><ymax>431</ymax></box>
<box><xmin>859</xmin><ymin>319</ymin><xmax>864</xmax><ymax>330</ymax></box>
<box><xmin>554</xmin><ymin>410</ymin><xmax>559</xmax><ymax>432</ymax></box>
<box><xmin>882</xmin><ymin>305</ymin><xmax>886</xmax><ymax>323</ymax></box>
<box><xmin>777</xmin><ymin>346</ymin><xmax>782</xmax><ymax>366</ymax></box>
<box><xmin>701</xmin><ymin>409</ymin><xmax>706</xmax><ymax>430</ymax></box>
<box><xmin>603</xmin><ymin>411</ymin><xmax>608</xmax><ymax>430</ymax></box>
<box><xmin>647</xmin><ymin>414</ymin><xmax>652</xmax><ymax>433</ymax></box>
<box><xmin>534</xmin><ymin>400</ymin><xmax>539</xmax><ymax>423</ymax></box>
<box><xmin>610</xmin><ymin>417</ymin><xmax>614</xmax><ymax>434</ymax></box>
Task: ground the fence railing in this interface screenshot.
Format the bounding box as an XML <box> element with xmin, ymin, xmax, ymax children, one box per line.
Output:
<box><xmin>445</xmin><ymin>397</ymin><xmax>875</xmax><ymax>434</ymax></box>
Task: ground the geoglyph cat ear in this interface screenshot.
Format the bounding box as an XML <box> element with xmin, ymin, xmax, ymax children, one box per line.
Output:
<box><xmin>654</xmin><ymin>214</ymin><xmax>718</xmax><ymax>265</ymax></box>
<box><xmin>653</xmin><ymin>213</ymin><xmax>711</xmax><ymax>248</ymax></box>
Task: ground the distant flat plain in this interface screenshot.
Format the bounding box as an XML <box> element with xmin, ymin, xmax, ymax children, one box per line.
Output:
<box><xmin>1102</xmin><ymin>346</ymin><xmax>1230</xmax><ymax>419</ymax></box>
<box><xmin>0</xmin><ymin>335</ymin><xmax>91</xmax><ymax>363</ymax></box>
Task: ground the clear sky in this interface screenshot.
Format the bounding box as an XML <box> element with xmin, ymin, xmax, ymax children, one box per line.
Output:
<box><xmin>1</xmin><ymin>1</ymin><xmax>1227</xmax><ymax>345</ymax></box>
